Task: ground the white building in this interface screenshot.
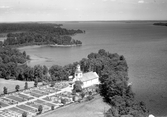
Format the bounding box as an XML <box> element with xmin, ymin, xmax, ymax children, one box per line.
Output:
<box><xmin>72</xmin><ymin>64</ymin><xmax>99</xmax><ymax>88</ymax></box>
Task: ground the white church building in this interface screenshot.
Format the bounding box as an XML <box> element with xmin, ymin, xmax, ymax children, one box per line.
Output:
<box><xmin>72</xmin><ymin>64</ymin><xmax>99</xmax><ymax>88</ymax></box>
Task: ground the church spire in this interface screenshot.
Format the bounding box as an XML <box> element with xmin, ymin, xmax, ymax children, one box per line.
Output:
<box><xmin>76</xmin><ymin>64</ymin><xmax>81</xmax><ymax>73</ymax></box>
<box><xmin>74</xmin><ymin>64</ymin><xmax>83</xmax><ymax>80</ymax></box>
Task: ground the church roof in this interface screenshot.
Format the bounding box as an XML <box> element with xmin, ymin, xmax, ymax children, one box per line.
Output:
<box><xmin>80</xmin><ymin>72</ymin><xmax>99</xmax><ymax>82</ymax></box>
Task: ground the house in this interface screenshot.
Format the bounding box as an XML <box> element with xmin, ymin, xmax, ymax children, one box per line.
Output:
<box><xmin>72</xmin><ymin>64</ymin><xmax>99</xmax><ymax>88</ymax></box>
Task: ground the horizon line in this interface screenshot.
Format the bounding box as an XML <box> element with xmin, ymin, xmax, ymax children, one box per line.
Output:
<box><xmin>0</xmin><ymin>19</ymin><xmax>167</xmax><ymax>23</ymax></box>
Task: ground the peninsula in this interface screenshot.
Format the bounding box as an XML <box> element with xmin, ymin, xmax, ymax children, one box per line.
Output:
<box><xmin>0</xmin><ymin>49</ymin><xmax>149</xmax><ymax>117</ymax></box>
<box><xmin>0</xmin><ymin>23</ymin><xmax>83</xmax><ymax>47</ymax></box>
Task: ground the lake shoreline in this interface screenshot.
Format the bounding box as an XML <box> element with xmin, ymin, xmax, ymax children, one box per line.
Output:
<box><xmin>28</xmin><ymin>54</ymin><xmax>48</xmax><ymax>64</ymax></box>
<box><xmin>17</xmin><ymin>44</ymin><xmax>82</xmax><ymax>50</ymax></box>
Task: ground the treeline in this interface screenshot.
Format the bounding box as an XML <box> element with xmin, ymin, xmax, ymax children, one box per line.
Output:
<box><xmin>0</xmin><ymin>23</ymin><xmax>83</xmax><ymax>35</ymax></box>
<box><xmin>4</xmin><ymin>32</ymin><xmax>82</xmax><ymax>46</ymax></box>
<box><xmin>153</xmin><ymin>22</ymin><xmax>167</xmax><ymax>26</ymax></box>
<box><xmin>0</xmin><ymin>23</ymin><xmax>83</xmax><ymax>47</ymax></box>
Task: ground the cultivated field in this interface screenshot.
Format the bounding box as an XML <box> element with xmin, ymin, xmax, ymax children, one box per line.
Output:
<box><xmin>0</xmin><ymin>78</ymin><xmax>41</xmax><ymax>94</ymax></box>
<box><xmin>39</xmin><ymin>95</ymin><xmax>110</xmax><ymax>117</ymax></box>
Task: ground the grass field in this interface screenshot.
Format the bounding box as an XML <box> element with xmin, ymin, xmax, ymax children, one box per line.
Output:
<box><xmin>39</xmin><ymin>95</ymin><xmax>110</xmax><ymax>117</ymax></box>
<box><xmin>0</xmin><ymin>78</ymin><xmax>40</xmax><ymax>94</ymax></box>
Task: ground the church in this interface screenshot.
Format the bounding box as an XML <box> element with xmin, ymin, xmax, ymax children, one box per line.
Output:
<box><xmin>72</xmin><ymin>64</ymin><xmax>99</xmax><ymax>88</ymax></box>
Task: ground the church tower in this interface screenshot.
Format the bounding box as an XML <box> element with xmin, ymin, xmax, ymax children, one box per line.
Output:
<box><xmin>74</xmin><ymin>64</ymin><xmax>83</xmax><ymax>81</ymax></box>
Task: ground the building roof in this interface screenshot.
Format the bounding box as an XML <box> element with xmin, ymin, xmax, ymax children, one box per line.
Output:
<box><xmin>80</xmin><ymin>72</ymin><xmax>99</xmax><ymax>82</ymax></box>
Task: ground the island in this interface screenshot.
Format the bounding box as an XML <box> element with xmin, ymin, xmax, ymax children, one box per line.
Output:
<box><xmin>0</xmin><ymin>23</ymin><xmax>84</xmax><ymax>47</ymax></box>
<box><xmin>153</xmin><ymin>22</ymin><xmax>167</xmax><ymax>27</ymax></box>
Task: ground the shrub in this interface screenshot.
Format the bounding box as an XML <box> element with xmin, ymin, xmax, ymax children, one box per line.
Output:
<box><xmin>61</xmin><ymin>98</ymin><xmax>66</xmax><ymax>105</ymax></box>
<box><xmin>89</xmin><ymin>91</ymin><xmax>92</xmax><ymax>96</ymax></box>
<box><xmin>87</xmin><ymin>95</ymin><xmax>94</xmax><ymax>101</ymax></box>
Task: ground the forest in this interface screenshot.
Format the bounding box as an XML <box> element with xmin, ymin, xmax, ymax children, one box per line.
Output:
<box><xmin>0</xmin><ymin>23</ymin><xmax>83</xmax><ymax>47</ymax></box>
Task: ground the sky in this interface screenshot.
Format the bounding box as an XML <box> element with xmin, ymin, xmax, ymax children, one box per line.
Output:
<box><xmin>0</xmin><ymin>0</ymin><xmax>167</xmax><ymax>22</ymax></box>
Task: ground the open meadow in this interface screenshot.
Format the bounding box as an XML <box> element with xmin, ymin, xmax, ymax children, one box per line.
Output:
<box><xmin>38</xmin><ymin>95</ymin><xmax>110</xmax><ymax>117</ymax></box>
<box><xmin>0</xmin><ymin>79</ymin><xmax>41</xmax><ymax>94</ymax></box>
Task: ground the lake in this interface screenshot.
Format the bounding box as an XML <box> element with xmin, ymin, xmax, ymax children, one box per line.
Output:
<box><xmin>19</xmin><ymin>21</ymin><xmax>167</xmax><ymax>116</ymax></box>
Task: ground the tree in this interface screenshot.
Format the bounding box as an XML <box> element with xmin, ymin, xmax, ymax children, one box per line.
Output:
<box><xmin>34</xmin><ymin>65</ymin><xmax>43</xmax><ymax>82</ymax></box>
<box><xmin>61</xmin><ymin>98</ymin><xmax>66</xmax><ymax>105</ymax></box>
<box><xmin>50</xmin><ymin>82</ymin><xmax>55</xmax><ymax>87</ymax></box>
<box><xmin>43</xmin><ymin>65</ymin><xmax>48</xmax><ymax>75</ymax></box>
<box><xmin>89</xmin><ymin>91</ymin><xmax>92</xmax><ymax>96</ymax></box>
<box><xmin>105</xmin><ymin>107</ymin><xmax>119</xmax><ymax>117</ymax></box>
<box><xmin>80</xmin><ymin>92</ymin><xmax>85</xmax><ymax>99</ymax></box>
<box><xmin>15</xmin><ymin>85</ymin><xmax>20</xmax><ymax>92</ymax></box>
<box><xmin>49</xmin><ymin>65</ymin><xmax>64</xmax><ymax>81</ymax></box>
<box><xmin>25</xmin><ymin>67</ymin><xmax>34</xmax><ymax>81</ymax></box>
<box><xmin>73</xmin><ymin>81</ymin><xmax>83</xmax><ymax>93</ymax></box>
<box><xmin>87</xmin><ymin>52</ymin><xmax>97</xmax><ymax>59</ymax></box>
<box><xmin>51</xmin><ymin>105</ymin><xmax>54</xmax><ymax>110</ymax></box>
<box><xmin>22</xmin><ymin>112</ymin><xmax>27</xmax><ymax>117</ymax></box>
<box><xmin>15</xmin><ymin>66</ymin><xmax>24</xmax><ymax>80</ymax></box>
<box><xmin>26</xmin><ymin>55</ymin><xmax>30</xmax><ymax>60</ymax></box>
<box><xmin>98</xmin><ymin>49</ymin><xmax>107</xmax><ymax>56</ymax></box>
<box><xmin>63</xmin><ymin>64</ymin><xmax>73</xmax><ymax>76</ymax></box>
<box><xmin>0</xmin><ymin>41</ymin><xmax>3</xmax><ymax>47</ymax></box>
<box><xmin>23</xmin><ymin>66</ymin><xmax>32</xmax><ymax>81</ymax></box>
<box><xmin>34</xmin><ymin>78</ymin><xmax>38</xmax><ymax>87</ymax></box>
<box><xmin>0</xmin><ymin>57</ymin><xmax>3</xmax><ymax>63</ymax></box>
<box><xmin>38</xmin><ymin>105</ymin><xmax>43</xmax><ymax>114</ymax></box>
<box><xmin>80</xmin><ymin>58</ymin><xmax>89</xmax><ymax>72</ymax></box>
<box><xmin>24</xmin><ymin>82</ymin><xmax>28</xmax><ymax>89</ymax></box>
<box><xmin>23</xmin><ymin>51</ymin><xmax>26</xmax><ymax>57</ymax></box>
<box><xmin>87</xmin><ymin>94</ymin><xmax>94</xmax><ymax>101</ymax></box>
<box><xmin>3</xmin><ymin>87</ymin><xmax>7</xmax><ymax>94</ymax></box>
<box><xmin>3</xmin><ymin>56</ymin><xmax>10</xmax><ymax>63</ymax></box>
